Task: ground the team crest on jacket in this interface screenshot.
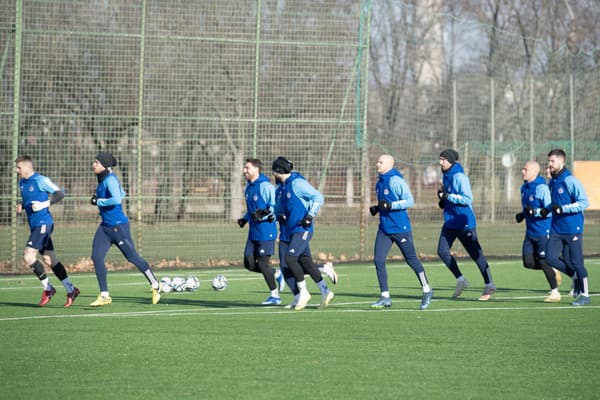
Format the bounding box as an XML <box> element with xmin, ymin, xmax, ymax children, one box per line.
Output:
<box><xmin>383</xmin><ymin>189</ymin><xmax>389</xmax><ymax>195</ymax></box>
<box><xmin>558</xmin><ymin>187</ymin><xmax>564</xmax><ymax>194</ymax></box>
<box><xmin>29</xmin><ymin>186</ymin><xmax>34</xmax><ymax>192</ymax></box>
<box><xmin>529</xmin><ymin>195</ymin><xmax>534</xmax><ymax>201</ymax></box>
<box><xmin>286</xmin><ymin>192</ymin><xmax>291</xmax><ymax>198</ymax></box>
<box><xmin>253</xmin><ymin>195</ymin><xmax>258</xmax><ymax>201</ymax></box>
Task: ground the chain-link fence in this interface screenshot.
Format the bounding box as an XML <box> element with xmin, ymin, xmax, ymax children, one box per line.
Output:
<box><xmin>1</xmin><ymin>0</ymin><xmax>598</xmax><ymax>271</ymax></box>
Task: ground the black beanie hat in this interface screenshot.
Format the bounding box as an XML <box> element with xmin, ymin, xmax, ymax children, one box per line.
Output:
<box><xmin>272</xmin><ymin>157</ymin><xmax>293</xmax><ymax>174</ymax></box>
<box><xmin>439</xmin><ymin>149</ymin><xmax>459</xmax><ymax>164</ymax></box>
<box><xmin>96</xmin><ymin>152</ymin><xmax>117</xmax><ymax>168</ymax></box>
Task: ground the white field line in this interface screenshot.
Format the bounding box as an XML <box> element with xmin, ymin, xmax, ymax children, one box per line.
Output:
<box><xmin>1</xmin><ymin>295</ymin><xmax>599</xmax><ymax>322</ymax></box>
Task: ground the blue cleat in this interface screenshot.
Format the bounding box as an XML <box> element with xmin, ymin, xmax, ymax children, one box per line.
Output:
<box><xmin>261</xmin><ymin>296</ymin><xmax>282</xmax><ymax>305</ymax></box>
<box><xmin>275</xmin><ymin>269</ymin><xmax>286</xmax><ymax>293</ymax></box>
<box><xmin>572</xmin><ymin>295</ymin><xmax>590</xmax><ymax>306</ymax></box>
<box><xmin>370</xmin><ymin>296</ymin><xmax>392</xmax><ymax>309</ymax></box>
<box><xmin>420</xmin><ymin>289</ymin><xmax>433</xmax><ymax>310</ymax></box>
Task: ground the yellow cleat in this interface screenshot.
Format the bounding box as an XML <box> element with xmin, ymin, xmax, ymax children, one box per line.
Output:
<box><xmin>544</xmin><ymin>291</ymin><xmax>561</xmax><ymax>303</ymax></box>
<box><xmin>90</xmin><ymin>294</ymin><xmax>112</xmax><ymax>307</ymax></box>
<box><xmin>152</xmin><ymin>285</ymin><xmax>161</xmax><ymax>305</ymax></box>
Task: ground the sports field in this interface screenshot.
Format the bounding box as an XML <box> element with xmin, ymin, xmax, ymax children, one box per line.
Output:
<box><xmin>1</xmin><ymin>259</ymin><xmax>599</xmax><ymax>399</ymax></box>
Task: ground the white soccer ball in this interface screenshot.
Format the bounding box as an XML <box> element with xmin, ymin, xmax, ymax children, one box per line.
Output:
<box><xmin>185</xmin><ymin>275</ymin><xmax>200</xmax><ymax>291</ymax></box>
<box><xmin>160</xmin><ymin>277</ymin><xmax>173</xmax><ymax>293</ymax></box>
<box><xmin>211</xmin><ymin>274</ymin><xmax>228</xmax><ymax>291</ymax></box>
<box><xmin>171</xmin><ymin>277</ymin><xmax>186</xmax><ymax>292</ymax></box>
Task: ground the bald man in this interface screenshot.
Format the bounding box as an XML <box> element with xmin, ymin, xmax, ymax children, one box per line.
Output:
<box><xmin>516</xmin><ymin>161</ymin><xmax>560</xmax><ymax>302</ymax></box>
<box><xmin>369</xmin><ymin>155</ymin><xmax>433</xmax><ymax>310</ymax></box>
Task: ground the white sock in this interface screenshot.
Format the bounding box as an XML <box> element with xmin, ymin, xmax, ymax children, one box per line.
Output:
<box><xmin>422</xmin><ymin>284</ymin><xmax>431</xmax><ymax>293</ymax></box>
<box><xmin>317</xmin><ymin>279</ymin><xmax>329</xmax><ymax>295</ymax></box>
<box><xmin>41</xmin><ymin>278</ymin><xmax>51</xmax><ymax>291</ymax></box>
<box><xmin>457</xmin><ymin>276</ymin><xmax>466</xmax><ymax>283</ymax></box>
<box><xmin>551</xmin><ymin>288</ymin><xmax>560</xmax><ymax>294</ymax></box>
<box><xmin>61</xmin><ymin>277</ymin><xmax>74</xmax><ymax>293</ymax></box>
<box><xmin>270</xmin><ymin>289</ymin><xmax>279</xmax><ymax>297</ymax></box>
<box><xmin>297</xmin><ymin>280</ymin><xmax>307</xmax><ymax>291</ymax></box>
<box><xmin>381</xmin><ymin>291</ymin><xmax>390</xmax><ymax>298</ymax></box>
<box><xmin>101</xmin><ymin>291</ymin><xmax>110</xmax><ymax>298</ymax></box>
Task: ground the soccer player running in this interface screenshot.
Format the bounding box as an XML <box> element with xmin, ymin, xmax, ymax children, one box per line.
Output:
<box><xmin>368</xmin><ymin>155</ymin><xmax>433</xmax><ymax>310</ymax></box>
<box><xmin>515</xmin><ymin>161</ymin><xmax>560</xmax><ymax>302</ymax></box>
<box><xmin>272</xmin><ymin>157</ymin><xmax>335</xmax><ymax>310</ymax></box>
<box><xmin>15</xmin><ymin>156</ymin><xmax>80</xmax><ymax>307</ymax></box>
<box><xmin>89</xmin><ymin>152</ymin><xmax>161</xmax><ymax>306</ymax></box>
<box><xmin>436</xmin><ymin>149</ymin><xmax>496</xmax><ymax>301</ymax></box>
<box><xmin>544</xmin><ymin>149</ymin><xmax>590</xmax><ymax>306</ymax></box>
<box><xmin>237</xmin><ymin>158</ymin><xmax>285</xmax><ymax>305</ymax></box>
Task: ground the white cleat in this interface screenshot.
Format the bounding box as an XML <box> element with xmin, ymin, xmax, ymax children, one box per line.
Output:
<box><xmin>321</xmin><ymin>262</ymin><xmax>338</xmax><ymax>285</ymax></box>
<box><xmin>320</xmin><ymin>291</ymin><xmax>334</xmax><ymax>309</ymax></box>
<box><xmin>294</xmin><ymin>290</ymin><xmax>311</xmax><ymax>311</ymax></box>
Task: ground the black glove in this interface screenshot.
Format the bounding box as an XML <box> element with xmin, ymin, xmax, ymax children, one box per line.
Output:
<box><xmin>277</xmin><ymin>214</ymin><xmax>287</xmax><ymax>223</ymax></box>
<box><xmin>90</xmin><ymin>195</ymin><xmax>97</xmax><ymax>205</ymax></box>
<box><xmin>515</xmin><ymin>212</ymin><xmax>525</xmax><ymax>223</ymax></box>
<box><xmin>377</xmin><ymin>200</ymin><xmax>391</xmax><ymax>211</ymax></box>
<box><xmin>551</xmin><ymin>204</ymin><xmax>563</xmax><ymax>215</ymax></box>
<box><xmin>438</xmin><ymin>199</ymin><xmax>445</xmax><ymax>209</ymax></box>
<box><xmin>300</xmin><ymin>214</ymin><xmax>313</xmax><ymax>228</ymax></box>
<box><xmin>251</xmin><ymin>208</ymin><xmax>271</xmax><ymax>221</ymax></box>
<box><xmin>540</xmin><ymin>208</ymin><xmax>549</xmax><ymax>218</ymax></box>
<box><xmin>524</xmin><ymin>205</ymin><xmax>534</xmax><ymax>216</ymax></box>
<box><xmin>237</xmin><ymin>218</ymin><xmax>247</xmax><ymax>228</ymax></box>
<box><xmin>369</xmin><ymin>205</ymin><xmax>379</xmax><ymax>216</ymax></box>
<box><xmin>266</xmin><ymin>214</ymin><xmax>275</xmax><ymax>223</ymax></box>
<box><xmin>437</xmin><ymin>189</ymin><xmax>448</xmax><ymax>200</ymax></box>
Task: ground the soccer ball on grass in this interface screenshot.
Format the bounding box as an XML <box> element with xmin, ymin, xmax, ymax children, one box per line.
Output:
<box><xmin>211</xmin><ymin>274</ymin><xmax>228</xmax><ymax>291</ymax></box>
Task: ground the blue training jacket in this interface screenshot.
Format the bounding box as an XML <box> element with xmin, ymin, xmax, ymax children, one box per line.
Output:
<box><xmin>375</xmin><ymin>169</ymin><xmax>413</xmax><ymax>234</ymax></box>
<box><xmin>548</xmin><ymin>168</ymin><xmax>588</xmax><ymax>234</ymax></box>
<box><xmin>243</xmin><ymin>173</ymin><xmax>277</xmax><ymax>242</ymax></box>
<box><xmin>520</xmin><ymin>175</ymin><xmax>551</xmax><ymax>237</ymax></box>
<box><xmin>95</xmin><ymin>172</ymin><xmax>129</xmax><ymax>227</ymax></box>
<box><xmin>441</xmin><ymin>163</ymin><xmax>477</xmax><ymax>230</ymax></box>
<box><xmin>275</xmin><ymin>172</ymin><xmax>324</xmax><ymax>242</ymax></box>
<box><xmin>19</xmin><ymin>173</ymin><xmax>61</xmax><ymax>229</ymax></box>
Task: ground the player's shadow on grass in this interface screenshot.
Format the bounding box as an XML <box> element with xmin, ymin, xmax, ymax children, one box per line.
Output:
<box><xmin>0</xmin><ymin>301</ymin><xmax>45</xmax><ymax>308</ymax></box>
<box><xmin>109</xmin><ymin>295</ymin><xmax>260</xmax><ymax>308</ymax></box>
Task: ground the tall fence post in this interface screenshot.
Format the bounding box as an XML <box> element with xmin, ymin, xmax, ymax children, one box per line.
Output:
<box><xmin>452</xmin><ymin>79</ymin><xmax>457</xmax><ymax>150</ymax></box>
<box><xmin>569</xmin><ymin>73</ymin><xmax>575</xmax><ymax>168</ymax></box>
<box><xmin>357</xmin><ymin>0</ymin><xmax>372</xmax><ymax>260</ymax></box>
<box><xmin>10</xmin><ymin>0</ymin><xmax>23</xmax><ymax>271</ymax></box>
<box><xmin>136</xmin><ymin>0</ymin><xmax>147</xmax><ymax>252</ymax></box>
<box><xmin>529</xmin><ymin>75</ymin><xmax>534</xmax><ymax>160</ymax></box>
<box><xmin>252</xmin><ymin>0</ymin><xmax>262</xmax><ymax>159</ymax></box>
<box><xmin>490</xmin><ymin>77</ymin><xmax>495</xmax><ymax>222</ymax></box>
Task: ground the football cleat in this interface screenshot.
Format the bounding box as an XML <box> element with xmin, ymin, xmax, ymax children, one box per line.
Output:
<box><xmin>370</xmin><ymin>296</ymin><xmax>392</xmax><ymax>309</ymax></box>
<box><xmin>321</xmin><ymin>262</ymin><xmax>338</xmax><ymax>285</ymax></box>
<box><xmin>544</xmin><ymin>291</ymin><xmax>561</xmax><ymax>303</ymax></box>
<box><xmin>420</xmin><ymin>290</ymin><xmax>433</xmax><ymax>310</ymax></box>
<box><xmin>275</xmin><ymin>269</ymin><xmax>286</xmax><ymax>293</ymax></box>
<box><xmin>261</xmin><ymin>296</ymin><xmax>282</xmax><ymax>305</ymax></box>
<box><xmin>294</xmin><ymin>290</ymin><xmax>311</xmax><ymax>311</ymax></box>
<box><xmin>285</xmin><ymin>294</ymin><xmax>300</xmax><ymax>309</ymax></box>
<box><xmin>152</xmin><ymin>285</ymin><xmax>161</xmax><ymax>305</ymax></box>
<box><xmin>572</xmin><ymin>295</ymin><xmax>591</xmax><ymax>306</ymax></box>
<box><xmin>63</xmin><ymin>287</ymin><xmax>80</xmax><ymax>307</ymax></box>
<box><xmin>478</xmin><ymin>285</ymin><xmax>496</xmax><ymax>301</ymax></box>
<box><xmin>320</xmin><ymin>291</ymin><xmax>334</xmax><ymax>309</ymax></box>
<box><xmin>452</xmin><ymin>278</ymin><xmax>469</xmax><ymax>298</ymax></box>
<box><xmin>90</xmin><ymin>294</ymin><xmax>112</xmax><ymax>307</ymax></box>
<box><xmin>39</xmin><ymin>286</ymin><xmax>57</xmax><ymax>306</ymax></box>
